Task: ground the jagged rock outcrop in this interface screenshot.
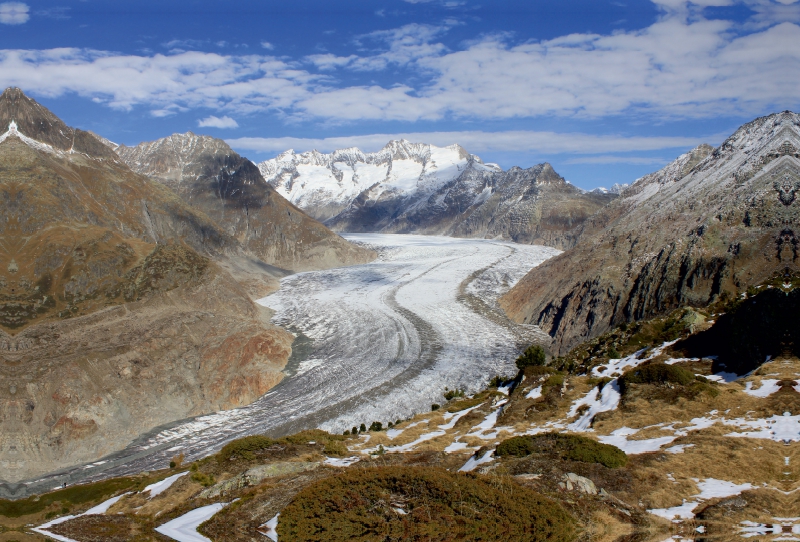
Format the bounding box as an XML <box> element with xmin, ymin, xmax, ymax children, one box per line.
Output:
<box><xmin>501</xmin><ymin>112</ymin><xmax>800</xmax><ymax>354</ymax></box>
<box><xmin>115</xmin><ymin>134</ymin><xmax>375</xmax><ymax>273</ymax></box>
<box><xmin>0</xmin><ymin>88</ymin><xmax>295</xmax><ymax>482</ymax></box>
<box><xmin>259</xmin><ymin>141</ymin><xmax>615</xmax><ymax>249</ymax></box>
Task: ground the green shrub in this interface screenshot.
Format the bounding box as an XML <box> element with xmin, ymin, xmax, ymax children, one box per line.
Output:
<box><xmin>444</xmin><ymin>388</ymin><xmax>465</xmax><ymax>401</ymax></box>
<box><xmin>516</xmin><ymin>345</ymin><xmax>547</xmax><ymax>370</ymax></box>
<box><xmin>278</xmin><ymin>466</ymin><xmax>575</xmax><ymax>542</ymax></box>
<box><xmin>368</xmin><ymin>421</ymin><xmax>383</xmax><ymax>432</ymax></box>
<box><xmin>495</xmin><ymin>432</ymin><xmax>627</xmax><ymax>468</ymax></box>
<box><xmin>496</xmin><ymin>436</ymin><xmax>537</xmax><ymax>457</ymax></box>
<box><xmin>607</xmin><ymin>347</ymin><xmax>620</xmax><ymax>359</ymax></box>
<box><xmin>352</xmin><ymin>426</ymin><xmax>359</xmax><ymax>435</ymax></box>
<box><xmin>190</xmin><ymin>471</ymin><xmax>215</xmax><ymax>487</ymax></box>
<box><xmin>431</xmin><ymin>403</ymin><xmax>440</xmax><ymax>411</ymax></box>
<box><xmin>489</xmin><ymin>375</ymin><xmax>504</xmax><ymax>388</ymax></box>
<box><xmin>619</xmin><ymin>362</ymin><xmax>697</xmax><ymax>394</ymax></box>
<box><xmin>360</xmin><ymin>423</ymin><xmax>367</xmax><ymax>433</ymax></box>
<box><xmin>217</xmin><ymin>435</ymin><xmax>275</xmax><ymax>462</ymax></box>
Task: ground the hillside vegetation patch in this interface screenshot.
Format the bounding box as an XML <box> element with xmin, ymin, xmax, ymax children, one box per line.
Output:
<box><xmin>619</xmin><ymin>362</ymin><xmax>718</xmax><ymax>401</ymax></box>
<box><xmin>277</xmin><ymin>466</ymin><xmax>575</xmax><ymax>542</ymax></box>
<box><xmin>496</xmin><ymin>433</ymin><xmax>628</xmax><ymax>468</ymax></box>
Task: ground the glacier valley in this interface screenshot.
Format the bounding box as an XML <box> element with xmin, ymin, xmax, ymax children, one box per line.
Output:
<box><xmin>13</xmin><ymin>234</ymin><xmax>559</xmax><ymax>495</ymax></box>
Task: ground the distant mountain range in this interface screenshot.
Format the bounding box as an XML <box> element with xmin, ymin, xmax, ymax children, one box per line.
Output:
<box><xmin>258</xmin><ymin>141</ymin><xmax>619</xmax><ymax>250</ymax></box>
<box><xmin>502</xmin><ymin>112</ymin><xmax>800</xmax><ymax>354</ymax></box>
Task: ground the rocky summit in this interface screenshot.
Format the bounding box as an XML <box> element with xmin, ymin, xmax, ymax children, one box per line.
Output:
<box><xmin>501</xmin><ymin>111</ymin><xmax>800</xmax><ymax>354</ymax></box>
<box><xmin>0</xmin><ymin>88</ymin><xmax>370</xmax><ymax>484</ymax></box>
<box><xmin>260</xmin><ymin>141</ymin><xmax>615</xmax><ymax>250</ymax></box>
<box><xmin>115</xmin><ymin>133</ymin><xmax>375</xmax><ymax>278</ymax></box>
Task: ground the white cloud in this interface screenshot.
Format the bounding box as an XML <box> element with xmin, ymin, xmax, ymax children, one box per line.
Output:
<box><xmin>225</xmin><ymin>130</ymin><xmax>711</xmax><ymax>156</ymax></box>
<box><xmin>261</xmin><ymin>41</ymin><xmax>274</xmax><ymax>50</ymax></box>
<box><xmin>198</xmin><ymin>115</ymin><xmax>239</xmax><ymax>129</ymax></box>
<box><xmin>0</xmin><ymin>2</ymin><xmax>29</xmax><ymax>25</ymax></box>
<box><xmin>1</xmin><ymin>2</ymin><xmax>798</xmax><ymax>122</ymax></box>
<box><xmin>0</xmin><ymin>49</ymin><xmax>315</xmax><ymax>114</ymax></box>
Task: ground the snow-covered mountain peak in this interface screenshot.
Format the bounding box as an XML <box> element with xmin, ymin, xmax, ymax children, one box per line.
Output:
<box><xmin>257</xmin><ymin>139</ymin><xmax>500</xmax><ymax>221</ymax></box>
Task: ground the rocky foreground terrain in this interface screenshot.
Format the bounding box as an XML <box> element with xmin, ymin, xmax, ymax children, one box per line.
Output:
<box><xmin>502</xmin><ymin>111</ymin><xmax>800</xmax><ymax>354</ymax></box>
<box><xmin>259</xmin><ymin>141</ymin><xmax>616</xmax><ymax>250</ymax></box>
<box><xmin>0</xmin><ymin>88</ymin><xmax>373</xmax><ymax>484</ymax></box>
<box><xmin>7</xmin><ymin>276</ymin><xmax>800</xmax><ymax>541</ymax></box>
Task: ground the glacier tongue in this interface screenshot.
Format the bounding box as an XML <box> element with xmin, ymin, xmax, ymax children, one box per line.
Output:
<box><xmin>22</xmin><ymin>235</ymin><xmax>559</xmax><ymax>491</ymax></box>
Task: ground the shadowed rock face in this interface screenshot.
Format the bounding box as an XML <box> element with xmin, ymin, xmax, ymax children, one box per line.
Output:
<box><xmin>328</xmin><ymin>162</ymin><xmax>614</xmax><ymax>250</ymax></box>
<box><xmin>0</xmin><ymin>88</ymin><xmax>295</xmax><ymax>482</ymax></box>
<box><xmin>676</xmin><ymin>282</ymin><xmax>800</xmax><ymax>375</ymax></box>
<box><xmin>501</xmin><ymin>111</ymin><xmax>800</xmax><ymax>355</ymax></box>
<box><xmin>443</xmin><ymin>164</ymin><xmax>616</xmax><ymax>249</ymax></box>
<box><xmin>115</xmin><ymin>134</ymin><xmax>375</xmax><ymax>272</ymax></box>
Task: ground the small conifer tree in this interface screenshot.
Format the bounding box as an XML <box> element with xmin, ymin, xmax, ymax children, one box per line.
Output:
<box><xmin>515</xmin><ymin>345</ymin><xmax>547</xmax><ymax>370</ymax></box>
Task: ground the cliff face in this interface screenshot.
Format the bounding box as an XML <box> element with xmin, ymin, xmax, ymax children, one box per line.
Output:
<box><xmin>260</xmin><ymin>141</ymin><xmax>615</xmax><ymax>250</ymax></box>
<box><xmin>501</xmin><ymin>112</ymin><xmax>800</xmax><ymax>354</ymax></box>
<box><xmin>115</xmin><ymin>133</ymin><xmax>375</xmax><ymax>273</ymax></box>
<box><xmin>0</xmin><ymin>88</ymin><xmax>294</xmax><ymax>482</ymax></box>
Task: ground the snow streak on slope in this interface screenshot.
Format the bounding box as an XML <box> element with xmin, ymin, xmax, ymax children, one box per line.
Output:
<box><xmin>21</xmin><ymin>235</ymin><xmax>558</xmax><ymax>492</ymax></box>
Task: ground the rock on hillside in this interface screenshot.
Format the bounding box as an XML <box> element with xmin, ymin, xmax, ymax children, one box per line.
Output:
<box><xmin>0</xmin><ymin>88</ymin><xmax>293</xmax><ymax>482</ymax></box>
<box><xmin>115</xmin><ymin>134</ymin><xmax>375</xmax><ymax>273</ymax></box>
<box><xmin>501</xmin><ymin>111</ymin><xmax>800</xmax><ymax>354</ymax></box>
<box><xmin>259</xmin><ymin>141</ymin><xmax>614</xmax><ymax>249</ymax></box>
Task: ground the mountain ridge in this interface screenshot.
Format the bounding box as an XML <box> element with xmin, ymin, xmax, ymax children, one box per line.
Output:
<box><xmin>0</xmin><ymin>88</ymin><xmax>365</xmax><ymax>482</ymax></box>
<box><xmin>115</xmin><ymin>132</ymin><xmax>376</xmax><ymax>275</ymax></box>
<box><xmin>501</xmin><ymin>110</ymin><xmax>800</xmax><ymax>354</ymax></box>
<box><xmin>259</xmin><ymin>140</ymin><xmax>616</xmax><ymax>250</ymax></box>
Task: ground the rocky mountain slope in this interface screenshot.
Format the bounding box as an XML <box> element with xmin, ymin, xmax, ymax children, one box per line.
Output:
<box><xmin>0</xmin><ymin>88</ymin><xmax>299</xmax><ymax>483</ymax></box>
<box><xmin>501</xmin><ymin>111</ymin><xmax>800</xmax><ymax>354</ymax></box>
<box><xmin>114</xmin><ymin>134</ymin><xmax>375</xmax><ymax>274</ymax></box>
<box><xmin>259</xmin><ymin>141</ymin><xmax>615</xmax><ymax>249</ymax></box>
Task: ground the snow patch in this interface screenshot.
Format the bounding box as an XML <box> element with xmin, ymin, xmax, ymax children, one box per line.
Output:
<box><xmin>743</xmin><ymin>380</ymin><xmax>782</xmax><ymax>398</ymax></box>
<box><xmin>144</xmin><ymin>472</ymin><xmax>188</xmax><ymax>499</ymax></box>
<box><xmin>459</xmin><ymin>450</ymin><xmax>494</xmax><ymax>472</ymax></box>
<box><xmin>324</xmin><ymin>456</ymin><xmax>360</xmax><ymax>467</ymax></box>
<box><xmin>156</xmin><ymin>503</ymin><xmax>227</xmax><ymax>542</ymax></box>
<box><xmin>259</xmin><ymin>513</ymin><xmax>279</xmax><ymax>541</ymax></box>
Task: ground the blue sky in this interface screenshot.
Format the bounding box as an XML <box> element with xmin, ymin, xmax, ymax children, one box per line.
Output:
<box><xmin>1</xmin><ymin>0</ymin><xmax>798</xmax><ymax>189</ymax></box>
